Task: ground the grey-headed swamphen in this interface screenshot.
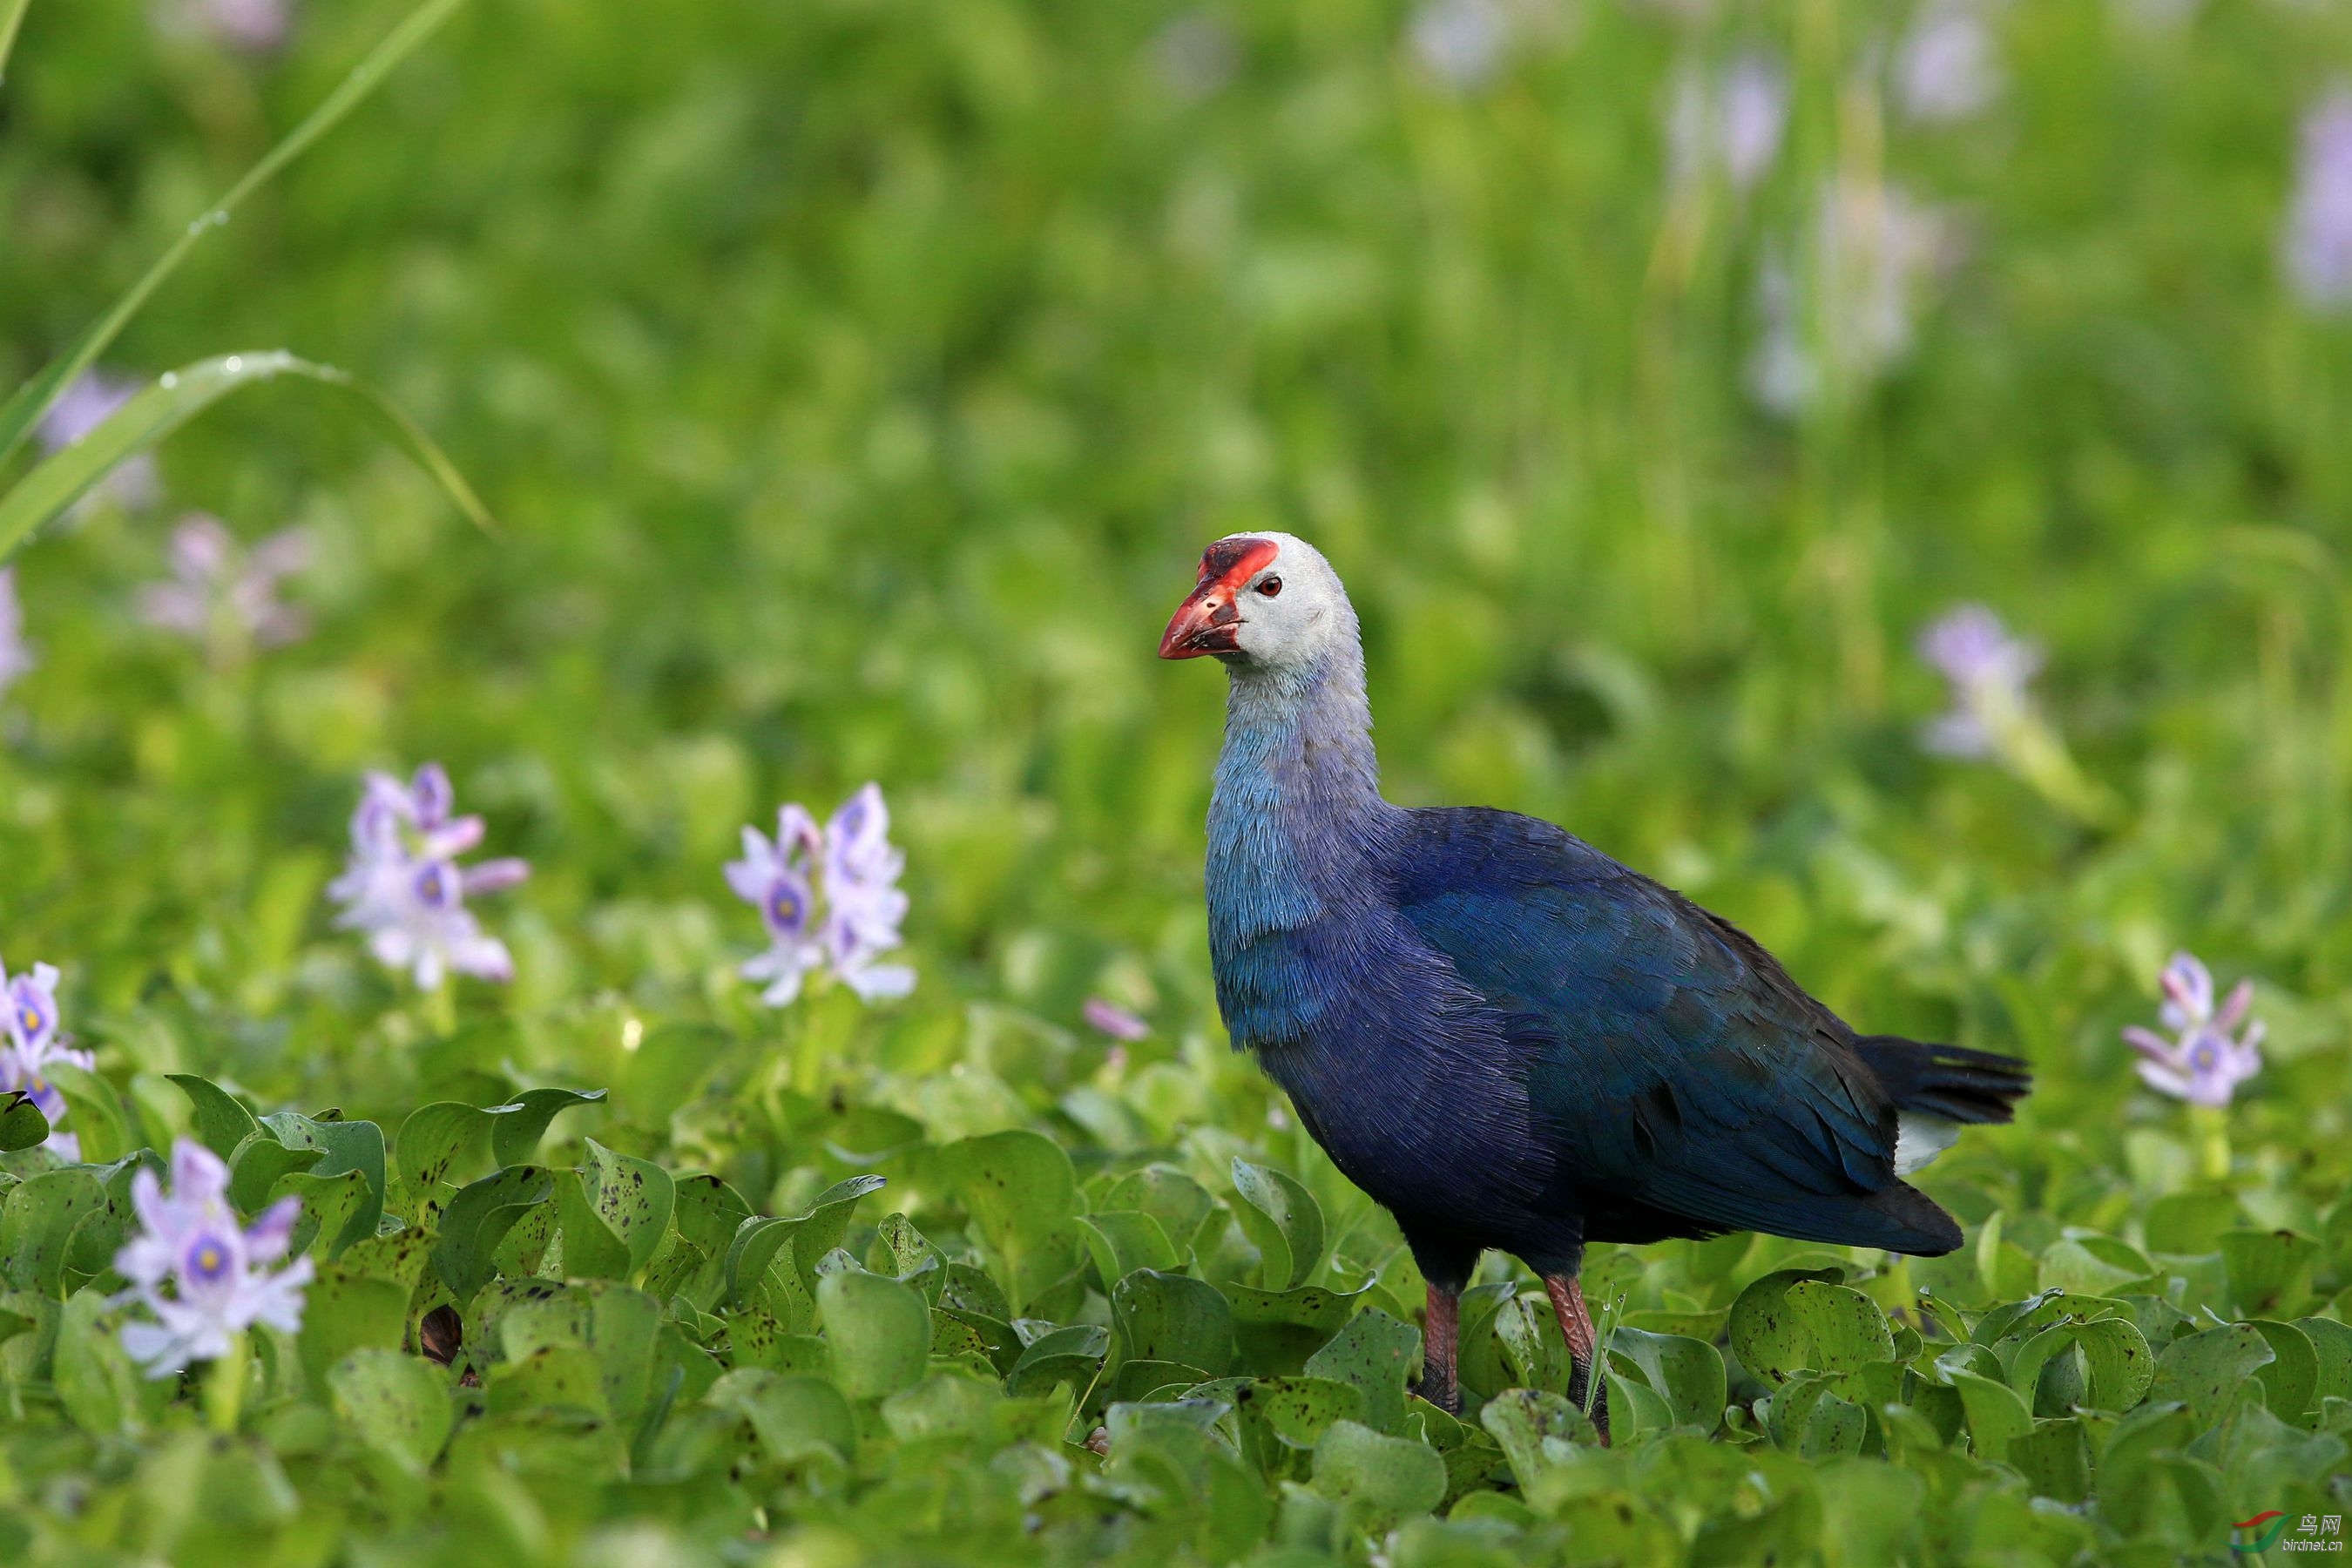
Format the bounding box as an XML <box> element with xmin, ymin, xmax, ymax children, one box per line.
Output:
<box><xmin>1159</xmin><ymin>531</ymin><xmax>2030</xmax><ymax>1436</ymax></box>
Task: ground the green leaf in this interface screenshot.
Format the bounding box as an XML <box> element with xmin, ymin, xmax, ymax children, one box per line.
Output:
<box><xmin>0</xmin><ymin>354</ymin><xmax>490</xmax><ymax>561</ymax></box>
<box><xmin>556</xmin><ymin>1169</ymin><xmax>632</xmax><ymax>1281</ymax></box>
<box><xmin>706</xmin><ymin>1369</ymin><xmax>856</xmax><ymax>1464</ymax></box>
<box><xmin>2147</xmin><ymin>1323</ymin><xmax>2275</xmax><ymax>1428</ymax></box>
<box><xmin>1242</xmin><ymin>1375</ymin><xmax>1367</xmax><ymax>1451</ymax></box>
<box><xmin>166</xmin><ymin>1074</ymin><xmax>262</xmax><ymax>1159</ymax></box>
<box><xmin>329</xmin><ymin>1348</ymin><xmax>453</xmax><ymax>1474</ymax></box>
<box><xmin>228</xmin><ymin>1130</ymin><xmax>325</xmax><ymax>1213</ymax></box>
<box><xmin>298</xmin><ymin>1263</ymin><xmax>412</xmax><ymax>1387</ymax></box>
<box><xmin>1311</xmin><ymin>1418</ymin><xmax>1446</xmax><ymax>1527</ymax></box>
<box><xmin>939</xmin><ymin>1131</ymin><xmax>1081</xmax><ymax>1315</ymax></box>
<box><xmin>277</xmin><ymin>1168</ymin><xmax>372</xmax><ymax>1261</ymax></box>
<box><xmin>392</xmin><ymin>1101</ymin><xmax>500</xmax><ymax>1195</ymax></box>
<box><xmin>35</xmin><ymin>1064</ymin><xmax>130</xmax><ymax>1165</ymax></box>
<box><xmin>260</xmin><ymin>1112</ymin><xmax>387</xmax><ymax>1255</ymax></box>
<box><xmin>1112</xmin><ymin>1268</ymin><xmax>1235</xmax><ymax>1376</ymax></box>
<box><xmin>1302</xmin><ymin>1306</ymin><xmax>1418</xmax><ymax>1434</ymax></box>
<box><xmin>0</xmin><ymin>1092</ymin><xmax>49</xmax><ymax>1153</ymax></box>
<box><xmin>2246</xmin><ymin>1319</ymin><xmax>2320</xmax><ymax>1425</ymax></box>
<box><xmin>1609</xmin><ymin>1326</ymin><xmax>1727</xmax><ymax>1432</ymax></box>
<box><xmin>2220</xmin><ymin>1229</ymin><xmax>2322</xmax><ymax>1319</ymax></box>
<box><xmin>432</xmin><ymin>1166</ymin><xmax>556</xmax><ymax>1303</ymax></box>
<box><xmin>1101</xmin><ymin>1165</ymin><xmax>1218</xmax><ymax>1258</ymax></box>
<box><xmin>1480</xmin><ymin>1386</ymin><xmax>1597</xmax><ymax>1503</ymax></box>
<box><xmin>486</xmin><ymin>1087</ymin><xmax>607</xmax><ymax>1168</ymax></box>
<box><xmin>1946</xmin><ymin>1369</ymin><xmax>2033</xmax><ymax>1462</ymax></box>
<box><xmin>2298</xmin><ymin>1316</ymin><xmax>2352</xmax><ymax>1408</ymax></box>
<box><xmin>1727</xmin><ymin>1269</ymin><xmax>1882</xmax><ymax>1386</ymax></box>
<box><xmin>2143</xmin><ymin>1192</ymin><xmax>2242</xmax><ymax>1254</ymax></box>
<box><xmin>1229</xmin><ymin>1158</ymin><xmax>1325</xmax><ymax>1291</ymax></box>
<box><xmin>817</xmin><ymin>1268</ymin><xmax>930</xmax><ymax>1400</ymax></box>
<box><xmin>53</xmin><ymin>1288</ymin><xmax>168</xmax><ymax>1437</ymax></box>
<box><xmin>1005</xmin><ymin>1323</ymin><xmax>1108</xmax><ymax>1400</ymax></box>
<box><xmin>1765</xmin><ymin>1371</ymin><xmax>1868</xmax><ymax>1458</ymax></box>
<box><xmin>0</xmin><ymin>1166</ymin><xmax>106</xmax><ymax>1294</ymax></box>
<box><xmin>872</xmin><ymin>1212</ymin><xmax>946</xmax><ymax>1306</ymax></box>
<box><xmin>1080</xmin><ymin>1210</ymin><xmax>1179</xmax><ymax>1288</ymax></box>
<box><xmin>1225</xmin><ymin>1281</ymin><xmax>1371</xmax><ymax>1376</ymax></box>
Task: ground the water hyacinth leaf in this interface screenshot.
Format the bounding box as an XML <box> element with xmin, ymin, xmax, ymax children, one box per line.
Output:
<box><xmin>1764</xmin><ymin>1371</ymin><xmax>1868</xmax><ymax>1458</ymax></box>
<box><xmin>1493</xmin><ymin>1294</ymin><xmax>1565</xmax><ymax>1392</ymax></box>
<box><xmin>36</xmin><ymin>1064</ymin><xmax>131</xmax><ymax>1164</ymax></box>
<box><xmin>0</xmin><ymin>353</ymin><xmax>490</xmax><ymax>561</ymax></box>
<box><xmin>432</xmin><ymin>1165</ymin><xmax>555</xmax><ymax>1302</ymax></box>
<box><xmin>1005</xmin><ymin>1323</ymin><xmax>1109</xmax><ymax>1400</ymax></box>
<box><xmin>2220</xmin><ymin>1229</ymin><xmax>2322</xmax><ymax>1319</ymax></box>
<box><xmin>786</xmin><ymin>1175</ymin><xmax>885</xmax><ymax>1295</ymax></box>
<box><xmin>1726</xmin><ymin>1268</ymin><xmax>1856</xmax><ymax>1385</ymax></box>
<box><xmin>939</xmin><ymin>1130</ymin><xmax>1081</xmax><ymax>1315</ymax></box>
<box><xmin>1229</xmin><ymin>1158</ymin><xmax>1324</xmax><ymax>1290</ymax></box>
<box><xmin>1480</xmin><ymin>1387</ymin><xmax>1598</xmax><ymax>1497</ymax></box>
<box><xmin>724</xmin><ymin>1215</ymin><xmax>801</xmax><ymax>1309</ymax></box>
<box><xmin>54</xmin><ymin>1288</ymin><xmax>169</xmax><ymax>1437</ymax></box>
<box><xmin>873</xmin><ymin>1212</ymin><xmax>946</xmax><ymax>1305</ymax></box>
<box><xmin>1302</xmin><ymin>1307</ymin><xmax>1418</xmax><ymax>1434</ymax></box>
<box><xmin>166</xmin><ymin>1074</ymin><xmax>262</xmax><ymax>1159</ymax></box>
<box><xmin>1112</xmin><ymin>1268</ymin><xmax>1235</xmax><ymax>1375</ymax></box>
<box><xmin>228</xmin><ymin>1131</ymin><xmax>325</xmax><ymax>1213</ymax></box>
<box><xmin>260</xmin><ymin>1113</ymin><xmax>387</xmax><ymax>1254</ymax></box>
<box><xmin>2143</xmin><ymin>1191</ymin><xmax>2243</xmax><ymax>1256</ymax></box>
<box><xmin>2148</xmin><ymin>1323</ymin><xmax>2275</xmax><ymax>1429</ymax></box>
<box><xmin>556</xmin><ymin>1170</ymin><xmax>632</xmax><ymax>1281</ymax></box>
<box><xmin>1</xmin><ymin>1166</ymin><xmax>106</xmax><ymax>1294</ymax></box>
<box><xmin>1080</xmin><ymin>1210</ymin><xmax>1179</xmax><ymax>1288</ymax></box>
<box><xmin>1609</xmin><ymin>1326</ymin><xmax>1727</xmax><ymax>1431</ymax></box>
<box><xmin>329</xmin><ymin>1347</ymin><xmax>453</xmax><ymax>1474</ymax></box>
<box><xmin>0</xmin><ymin>1092</ymin><xmax>49</xmax><ymax>1152</ymax></box>
<box><xmin>1311</xmin><ymin>1418</ymin><xmax>1446</xmax><ymax>1526</ymax></box>
<box><xmin>276</xmin><ymin>1168</ymin><xmax>371</xmax><ymax>1260</ymax></box>
<box><xmin>1783</xmin><ymin>1281</ymin><xmax>1896</xmax><ymax>1373</ymax></box>
<box><xmin>2300</xmin><ymin>1317</ymin><xmax>2352</xmax><ymax>1407</ymax></box>
<box><xmin>1945</xmin><ymin>1369</ymin><xmax>2032</xmax><ymax>1462</ymax></box>
<box><xmin>669</xmin><ymin>1173</ymin><xmax>754</xmax><ymax>1258</ymax></box>
<box><xmin>817</xmin><ymin>1267</ymin><xmax>929</xmax><ymax>1400</ymax></box>
<box><xmin>392</xmin><ymin>1101</ymin><xmax>501</xmax><ymax>1196</ymax></box>
<box><xmin>489</xmin><ymin>1343</ymin><xmax>609</xmax><ymax>1418</ymax></box>
<box><xmin>1225</xmin><ymin>1281</ymin><xmax>1371</xmax><ymax>1376</ymax></box>
<box><xmin>297</xmin><ymin>1264</ymin><xmax>410</xmax><ymax>1386</ymax></box>
<box><xmin>581</xmin><ymin>1139</ymin><xmax>674</xmax><ymax>1274</ymax></box>
<box><xmin>486</xmin><ymin>1087</ymin><xmax>607</xmax><ymax>1168</ymax></box>
<box><xmin>2246</xmin><ymin>1319</ymin><xmax>2320</xmax><ymax>1424</ymax></box>
<box><xmin>1102</xmin><ymin>1165</ymin><xmax>1218</xmax><ymax>1259</ymax></box>
<box><xmin>707</xmin><ymin>1369</ymin><xmax>856</xmax><ymax>1464</ymax></box>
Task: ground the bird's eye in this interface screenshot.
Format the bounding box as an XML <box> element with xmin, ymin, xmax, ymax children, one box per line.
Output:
<box><xmin>1256</xmin><ymin>577</ymin><xmax>1283</xmax><ymax>598</ymax></box>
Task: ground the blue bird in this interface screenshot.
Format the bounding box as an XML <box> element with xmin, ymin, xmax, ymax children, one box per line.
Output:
<box><xmin>1159</xmin><ymin>532</ymin><xmax>2030</xmax><ymax>1434</ymax></box>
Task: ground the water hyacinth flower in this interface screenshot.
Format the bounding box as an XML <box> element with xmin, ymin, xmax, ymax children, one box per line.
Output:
<box><xmin>1083</xmin><ymin>998</ymin><xmax>1152</xmax><ymax>1042</ymax></box>
<box><xmin>1893</xmin><ymin>1</ymin><xmax>2004</xmax><ymax>124</ymax></box>
<box><xmin>35</xmin><ymin>369</ymin><xmax>159</xmax><ymax>512</ymax></box>
<box><xmin>138</xmin><ymin>514</ymin><xmax>311</xmax><ymax>659</ymax></box>
<box><xmin>727</xmin><ymin>784</ymin><xmax>914</xmax><ymax>1007</ymax></box>
<box><xmin>152</xmin><ymin>0</ymin><xmax>293</xmax><ymax>52</ymax></box>
<box><xmin>114</xmin><ymin>1139</ymin><xmax>312</xmax><ymax>1379</ymax></box>
<box><xmin>1917</xmin><ymin>604</ymin><xmax>2040</xmax><ymax>759</ymax></box>
<box><xmin>1409</xmin><ymin>0</ymin><xmax>1507</xmax><ymax>91</ymax></box>
<box><xmin>1667</xmin><ymin>51</ymin><xmax>1790</xmax><ymax>197</ymax></box>
<box><xmin>1747</xmin><ymin>177</ymin><xmax>1952</xmax><ymax>416</ymax></box>
<box><xmin>0</xmin><ymin>956</ymin><xmax>92</xmax><ymax>1160</ymax></box>
<box><xmin>2124</xmin><ymin>952</ymin><xmax>2265</xmax><ymax>1109</ymax></box>
<box><xmin>0</xmin><ymin>569</ymin><xmax>32</xmax><ymax>700</ymax></box>
<box><xmin>2283</xmin><ymin>84</ymin><xmax>2352</xmax><ymax>310</ymax></box>
<box><xmin>328</xmin><ymin>764</ymin><xmax>527</xmax><ymax>990</ymax></box>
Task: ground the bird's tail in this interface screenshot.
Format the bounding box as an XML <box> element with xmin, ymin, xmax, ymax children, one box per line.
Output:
<box><xmin>1855</xmin><ymin>1036</ymin><xmax>2032</xmax><ymax>1125</ymax></box>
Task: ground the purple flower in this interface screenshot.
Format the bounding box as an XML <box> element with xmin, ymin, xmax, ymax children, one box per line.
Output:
<box><xmin>2124</xmin><ymin>952</ymin><xmax>2265</xmax><ymax>1108</ymax></box>
<box><xmin>0</xmin><ymin>569</ymin><xmax>32</xmax><ymax>700</ymax></box>
<box><xmin>1749</xmin><ymin>178</ymin><xmax>1952</xmax><ymax>416</ymax></box>
<box><xmin>1917</xmin><ymin>604</ymin><xmax>2042</xmax><ymax>758</ymax></box>
<box><xmin>114</xmin><ymin>1140</ymin><xmax>312</xmax><ymax>1377</ymax></box>
<box><xmin>1669</xmin><ymin>51</ymin><xmax>1790</xmax><ymax>196</ymax></box>
<box><xmin>1083</xmin><ymin>998</ymin><xmax>1152</xmax><ymax>1042</ymax></box>
<box><xmin>0</xmin><ymin>956</ymin><xmax>94</xmax><ymax>1161</ymax></box>
<box><xmin>151</xmin><ymin>0</ymin><xmax>291</xmax><ymax>52</ymax></box>
<box><xmin>727</xmin><ymin>784</ymin><xmax>915</xmax><ymax>1008</ymax></box>
<box><xmin>138</xmin><ymin>514</ymin><xmax>310</xmax><ymax>656</ymax></box>
<box><xmin>35</xmin><ymin>370</ymin><xmax>159</xmax><ymax>512</ymax></box>
<box><xmin>2284</xmin><ymin>84</ymin><xmax>2352</xmax><ymax>311</ymax></box>
<box><xmin>1409</xmin><ymin>0</ymin><xmax>1506</xmax><ymax>91</ymax></box>
<box><xmin>1894</xmin><ymin>2</ymin><xmax>2004</xmax><ymax>124</ymax></box>
<box><xmin>328</xmin><ymin>764</ymin><xmax>526</xmax><ymax>990</ymax></box>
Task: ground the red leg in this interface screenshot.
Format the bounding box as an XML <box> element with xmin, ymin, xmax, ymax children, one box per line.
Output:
<box><xmin>1543</xmin><ymin>1273</ymin><xmax>1611</xmax><ymax>1445</ymax></box>
<box><xmin>1418</xmin><ymin>1280</ymin><xmax>1461</xmax><ymax>1415</ymax></box>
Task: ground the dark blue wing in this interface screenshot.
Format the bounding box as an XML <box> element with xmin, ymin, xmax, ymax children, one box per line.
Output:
<box><xmin>1393</xmin><ymin>807</ymin><xmax>1954</xmax><ymax>1251</ymax></box>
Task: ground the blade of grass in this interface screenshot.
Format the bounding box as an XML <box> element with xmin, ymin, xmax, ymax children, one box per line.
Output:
<box><xmin>0</xmin><ymin>0</ymin><xmax>471</xmax><ymax>469</ymax></box>
<box><xmin>0</xmin><ymin>351</ymin><xmax>493</xmax><ymax>560</ymax></box>
<box><xmin>0</xmin><ymin>0</ymin><xmax>31</xmax><ymax>86</ymax></box>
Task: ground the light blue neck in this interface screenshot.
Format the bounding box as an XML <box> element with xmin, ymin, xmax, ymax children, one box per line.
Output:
<box><xmin>1206</xmin><ymin>635</ymin><xmax>1396</xmax><ymax>943</ymax></box>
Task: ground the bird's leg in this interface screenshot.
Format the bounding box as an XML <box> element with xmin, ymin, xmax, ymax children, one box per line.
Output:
<box><xmin>1417</xmin><ymin>1280</ymin><xmax>1462</xmax><ymax>1414</ymax></box>
<box><xmin>1543</xmin><ymin>1273</ymin><xmax>1611</xmax><ymax>1446</ymax></box>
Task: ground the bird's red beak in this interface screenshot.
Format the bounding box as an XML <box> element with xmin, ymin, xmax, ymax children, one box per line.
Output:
<box><xmin>1159</xmin><ymin>537</ymin><xmax>1277</xmax><ymax>659</ymax></box>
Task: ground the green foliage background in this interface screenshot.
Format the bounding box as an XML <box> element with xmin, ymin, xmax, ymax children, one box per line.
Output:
<box><xmin>1</xmin><ymin>0</ymin><xmax>2349</xmax><ymax>1563</ymax></box>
